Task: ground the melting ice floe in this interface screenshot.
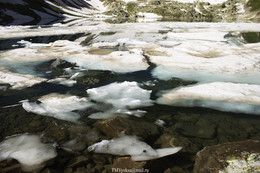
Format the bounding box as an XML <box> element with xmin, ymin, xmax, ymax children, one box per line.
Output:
<box><xmin>21</xmin><ymin>82</ymin><xmax>153</xmax><ymax>121</ymax></box>
<box><xmin>0</xmin><ymin>134</ymin><xmax>56</xmax><ymax>172</ymax></box>
<box><xmin>0</xmin><ymin>40</ymin><xmax>149</xmax><ymax>74</ymax></box>
<box><xmin>87</xmin><ymin>81</ymin><xmax>154</xmax><ymax>119</ymax></box>
<box><xmin>157</xmin><ymin>82</ymin><xmax>260</xmax><ymax>115</ymax></box>
<box><xmin>22</xmin><ymin>93</ymin><xmax>92</xmax><ymax>122</ymax></box>
<box><xmin>151</xmin><ymin>41</ymin><xmax>260</xmax><ymax>84</ymax></box>
<box><xmin>0</xmin><ymin>69</ymin><xmax>46</xmax><ymax>89</ymax></box>
<box><xmin>88</xmin><ymin>135</ymin><xmax>182</xmax><ymax>161</ymax></box>
<box><xmin>65</xmin><ymin>48</ymin><xmax>149</xmax><ymax>73</ymax></box>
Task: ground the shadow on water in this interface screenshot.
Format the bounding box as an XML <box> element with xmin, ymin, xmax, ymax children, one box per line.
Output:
<box><xmin>0</xmin><ymin>32</ymin><xmax>86</xmax><ymax>51</ymax></box>
<box><xmin>0</xmin><ymin>82</ymin><xmax>72</xmax><ymax>107</ymax></box>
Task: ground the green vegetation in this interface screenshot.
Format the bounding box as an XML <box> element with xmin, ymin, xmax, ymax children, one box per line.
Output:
<box><xmin>247</xmin><ymin>0</ymin><xmax>260</xmax><ymax>12</ymax></box>
<box><xmin>100</xmin><ymin>0</ymin><xmax>260</xmax><ymax>23</ymax></box>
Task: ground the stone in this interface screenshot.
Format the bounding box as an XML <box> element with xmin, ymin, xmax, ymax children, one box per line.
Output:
<box><xmin>92</xmin><ymin>154</ymin><xmax>107</xmax><ymax>164</ymax></box>
<box><xmin>51</xmin><ymin>58</ymin><xmax>75</xmax><ymax>71</ymax></box>
<box><xmin>64</xmin><ymin>168</ymin><xmax>73</xmax><ymax>173</ymax></box>
<box><xmin>75</xmin><ymin>70</ymin><xmax>115</xmax><ymax>86</ymax></box>
<box><xmin>194</xmin><ymin>140</ymin><xmax>260</xmax><ymax>173</ymax></box>
<box><xmin>174</xmin><ymin>121</ymin><xmax>216</xmax><ymax>139</ymax></box>
<box><xmin>67</xmin><ymin>156</ymin><xmax>89</xmax><ymax>168</ymax></box>
<box><xmin>171</xmin><ymin>166</ymin><xmax>184</xmax><ymax>173</ymax></box>
<box><xmin>163</xmin><ymin>168</ymin><xmax>172</xmax><ymax>173</ymax></box>
<box><xmin>155</xmin><ymin>134</ymin><xmax>200</xmax><ymax>153</ymax></box>
<box><xmin>41</xmin><ymin>168</ymin><xmax>55</xmax><ymax>173</ymax></box>
<box><xmin>112</xmin><ymin>157</ymin><xmax>147</xmax><ymax>172</ymax></box>
<box><xmin>75</xmin><ymin>167</ymin><xmax>87</xmax><ymax>173</ymax></box>
<box><xmin>0</xmin><ymin>164</ymin><xmax>22</xmax><ymax>173</ymax></box>
<box><xmin>95</xmin><ymin>117</ymin><xmax>160</xmax><ymax>139</ymax></box>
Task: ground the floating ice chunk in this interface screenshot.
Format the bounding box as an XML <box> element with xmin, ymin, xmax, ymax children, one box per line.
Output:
<box><xmin>22</xmin><ymin>93</ymin><xmax>92</xmax><ymax>122</ymax></box>
<box><xmin>157</xmin><ymin>82</ymin><xmax>260</xmax><ymax>115</ymax></box>
<box><xmin>0</xmin><ymin>134</ymin><xmax>56</xmax><ymax>172</ymax></box>
<box><xmin>87</xmin><ymin>81</ymin><xmax>154</xmax><ymax>119</ymax></box>
<box><xmin>65</xmin><ymin>49</ymin><xmax>149</xmax><ymax>73</ymax></box>
<box><xmin>88</xmin><ymin>135</ymin><xmax>182</xmax><ymax>161</ymax></box>
<box><xmin>132</xmin><ymin>147</ymin><xmax>183</xmax><ymax>161</ymax></box>
<box><xmin>117</xmin><ymin>38</ymin><xmax>150</xmax><ymax>47</ymax></box>
<box><xmin>157</xmin><ymin>41</ymin><xmax>181</xmax><ymax>47</ymax></box>
<box><xmin>151</xmin><ymin>41</ymin><xmax>260</xmax><ymax>84</ymax></box>
<box><xmin>48</xmin><ymin>78</ymin><xmax>77</xmax><ymax>87</ymax></box>
<box><xmin>167</xmin><ymin>31</ymin><xmax>227</xmax><ymax>42</ymax></box>
<box><xmin>17</xmin><ymin>40</ymin><xmax>50</xmax><ymax>48</ymax></box>
<box><xmin>0</xmin><ymin>70</ymin><xmax>46</xmax><ymax>89</ymax></box>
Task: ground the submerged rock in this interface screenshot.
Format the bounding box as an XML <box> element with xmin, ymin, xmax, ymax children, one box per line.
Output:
<box><xmin>67</xmin><ymin>156</ymin><xmax>90</xmax><ymax>168</ymax></box>
<box><xmin>194</xmin><ymin>140</ymin><xmax>260</xmax><ymax>173</ymax></box>
<box><xmin>112</xmin><ymin>157</ymin><xmax>147</xmax><ymax>173</ymax></box>
<box><xmin>95</xmin><ymin>116</ymin><xmax>160</xmax><ymax>139</ymax></box>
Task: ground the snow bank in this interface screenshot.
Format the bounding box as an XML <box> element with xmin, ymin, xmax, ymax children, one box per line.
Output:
<box><xmin>22</xmin><ymin>93</ymin><xmax>92</xmax><ymax>122</ymax></box>
<box><xmin>87</xmin><ymin>81</ymin><xmax>153</xmax><ymax>119</ymax></box>
<box><xmin>157</xmin><ymin>82</ymin><xmax>260</xmax><ymax>115</ymax></box>
<box><xmin>0</xmin><ymin>134</ymin><xmax>56</xmax><ymax>172</ymax></box>
<box><xmin>88</xmin><ymin>135</ymin><xmax>182</xmax><ymax>161</ymax></box>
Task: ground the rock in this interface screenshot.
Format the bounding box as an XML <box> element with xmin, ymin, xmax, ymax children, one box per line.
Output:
<box><xmin>92</xmin><ymin>154</ymin><xmax>107</xmax><ymax>164</ymax></box>
<box><xmin>51</xmin><ymin>58</ymin><xmax>75</xmax><ymax>71</ymax></box>
<box><xmin>64</xmin><ymin>168</ymin><xmax>73</xmax><ymax>173</ymax></box>
<box><xmin>174</xmin><ymin>121</ymin><xmax>216</xmax><ymax>139</ymax></box>
<box><xmin>112</xmin><ymin>157</ymin><xmax>147</xmax><ymax>172</ymax></box>
<box><xmin>0</xmin><ymin>164</ymin><xmax>22</xmax><ymax>173</ymax></box>
<box><xmin>155</xmin><ymin>134</ymin><xmax>200</xmax><ymax>153</ymax></box>
<box><xmin>68</xmin><ymin>125</ymin><xmax>90</xmax><ymax>138</ymax></box>
<box><xmin>171</xmin><ymin>166</ymin><xmax>184</xmax><ymax>173</ymax></box>
<box><xmin>164</xmin><ymin>168</ymin><xmax>172</xmax><ymax>173</ymax></box>
<box><xmin>95</xmin><ymin>117</ymin><xmax>160</xmax><ymax>139</ymax></box>
<box><xmin>75</xmin><ymin>70</ymin><xmax>115</xmax><ymax>86</ymax></box>
<box><xmin>75</xmin><ymin>167</ymin><xmax>87</xmax><ymax>173</ymax></box>
<box><xmin>41</xmin><ymin>168</ymin><xmax>56</xmax><ymax>173</ymax></box>
<box><xmin>194</xmin><ymin>140</ymin><xmax>260</xmax><ymax>173</ymax></box>
<box><xmin>67</xmin><ymin>156</ymin><xmax>89</xmax><ymax>168</ymax></box>
<box><xmin>174</xmin><ymin>113</ymin><xmax>200</xmax><ymax>123</ymax></box>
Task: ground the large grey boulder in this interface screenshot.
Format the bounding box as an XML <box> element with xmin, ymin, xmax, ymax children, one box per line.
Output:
<box><xmin>194</xmin><ymin>140</ymin><xmax>260</xmax><ymax>173</ymax></box>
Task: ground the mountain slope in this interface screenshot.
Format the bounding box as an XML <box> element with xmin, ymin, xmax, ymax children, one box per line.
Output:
<box><xmin>0</xmin><ymin>0</ymin><xmax>105</xmax><ymax>25</ymax></box>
